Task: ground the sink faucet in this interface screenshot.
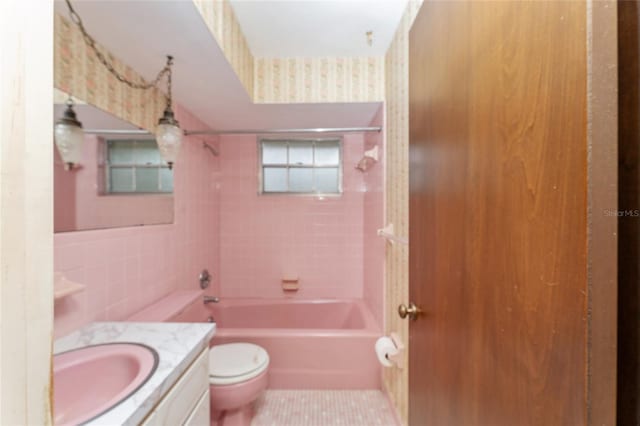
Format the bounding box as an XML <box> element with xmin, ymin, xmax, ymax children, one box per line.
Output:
<box><xmin>203</xmin><ymin>295</ymin><xmax>220</xmax><ymax>304</ymax></box>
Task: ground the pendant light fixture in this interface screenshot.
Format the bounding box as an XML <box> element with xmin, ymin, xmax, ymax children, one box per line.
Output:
<box><xmin>155</xmin><ymin>56</ymin><xmax>182</xmax><ymax>170</ymax></box>
<box><xmin>54</xmin><ymin>97</ymin><xmax>84</xmax><ymax>170</ymax></box>
<box><xmin>58</xmin><ymin>0</ymin><xmax>183</xmax><ymax>169</ymax></box>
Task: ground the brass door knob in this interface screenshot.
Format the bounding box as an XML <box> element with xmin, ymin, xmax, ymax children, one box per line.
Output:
<box><xmin>398</xmin><ymin>302</ymin><xmax>421</xmax><ymax>320</ymax></box>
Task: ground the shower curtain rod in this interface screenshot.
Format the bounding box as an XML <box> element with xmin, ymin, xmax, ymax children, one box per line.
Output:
<box><xmin>184</xmin><ymin>126</ymin><xmax>382</xmax><ymax>135</ymax></box>
<box><xmin>83</xmin><ymin>126</ymin><xmax>382</xmax><ymax>136</ymax></box>
<box><xmin>84</xmin><ymin>129</ymin><xmax>151</xmax><ymax>135</ymax></box>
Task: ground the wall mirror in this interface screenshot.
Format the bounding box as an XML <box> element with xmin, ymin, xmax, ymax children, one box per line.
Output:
<box><xmin>54</xmin><ymin>96</ymin><xmax>174</xmax><ymax>232</ymax></box>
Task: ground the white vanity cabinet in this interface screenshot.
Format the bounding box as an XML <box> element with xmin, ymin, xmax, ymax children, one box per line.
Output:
<box><xmin>141</xmin><ymin>349</ymin><xmax>210</xmax><ymax>425</ymax></box>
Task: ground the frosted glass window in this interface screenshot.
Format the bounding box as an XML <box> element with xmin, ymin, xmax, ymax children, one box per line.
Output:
<box><xmin>262</xmin><ymin>141</ymin><xmax>288</xmax><ymax>164</ymax></box>
<box><xmin>135</xmin><ymin>168</ymin><xmax>159</xmax><ymax>192</ymax></box>
<box><xmin>260</xmin><ymin>139</ymin><xmax>341</xmax><ymax>194</ymax></box>
<box><xmin>289</xmin><ymin>141</ymin><xmax>313</xmax><ymax>165</ymax></box>
<box><xmin>160</xmin><ymin>168</ymin><xmax>174</xmax><ymax>192</ymax></box>
<box><xmin>106</xmin><ymin>139</ymin><xmax>173</xmax><ymax>193</ymax></box>
<box><xmin>289</xmin><ymin>168</ymin><xmax>314</xmax><ymax>192</ymax></box>
<box><xmin>134</xmin><ymin>140</ymin><xmax>162</xmax><ymax>164</ymax></box>
<box><xmin>263</xmin><ymin>167</ymin><xmax>288</xmax><ymax>192</ymax></box>
<box><xmin>315</xmin><ymin>168</ymin><xmax>339</xmax><ymax>193</ymax></box>
<box><xmin>108</xmin><ymin>141</ymin><xmax>134</xmax><ymax>164</ymax></box>
<box><xmin>110</xmin><ymin>168</ymin><xmax>133</xmax><ymax>192</ymax></box>
<box><xmin>315</xmin><ymin>142</ymin><xmax>340</xmax><ymax>165</ymax></box>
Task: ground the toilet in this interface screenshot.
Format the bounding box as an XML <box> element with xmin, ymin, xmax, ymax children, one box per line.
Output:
<box><xmin>208</xmin><ymin>343</ymin><xmax>269</xmax><ymax>426</ymax></box>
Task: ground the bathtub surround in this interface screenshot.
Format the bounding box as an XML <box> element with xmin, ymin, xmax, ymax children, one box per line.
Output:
<box><xmin>138</xmin><ymin>294</ymin><xmax>381</xmax><ymax>390</ymax></box>
<box><xmin>53</xmin><ymin>104</ymin><xmax>221</xmax><ymax>338</ymax></box>
<box><xmin>218</xmin><ymin>133</ymin><xmax>369</xmax><ymax>299</ymax></box>
<box><xmin>1</xmin><ymin>2</ymin><xmax>54</xmax><ymax>424</ymax></box>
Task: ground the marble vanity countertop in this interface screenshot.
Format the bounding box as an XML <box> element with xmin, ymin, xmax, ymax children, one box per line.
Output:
<box><xmin>54</xmin><ymin>321</ymin><xmax>215</xmax><ymax>426</ymax></box>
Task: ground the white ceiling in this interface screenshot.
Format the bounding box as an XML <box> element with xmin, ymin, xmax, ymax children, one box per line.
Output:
<box><xmin>53</xmin><ymin>1</ymin><xmax>392</xmax><ymax>131</ymax></box>
<box><xmin>229</xmin><ymin>0</ymin><xmax>408</xmax><ymax>57</ymax></box>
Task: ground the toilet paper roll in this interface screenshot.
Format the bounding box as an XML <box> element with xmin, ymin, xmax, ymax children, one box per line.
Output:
<box><xmin>375</xmin><ymin>336</ymin><xmax>399</xmax><ymax>367</ymax></box>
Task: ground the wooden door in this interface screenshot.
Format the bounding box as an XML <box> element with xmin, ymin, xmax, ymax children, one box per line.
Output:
<box><xmin>407</xmin><ymin>1</ymin><xmax>617</xmax><ymax>425</ymax></box>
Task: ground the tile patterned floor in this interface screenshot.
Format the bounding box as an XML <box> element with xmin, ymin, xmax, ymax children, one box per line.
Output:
<box><xmin>251</xmin><ymin>390</ymin><xmax>398</xmax><ymax>426</ymax></box>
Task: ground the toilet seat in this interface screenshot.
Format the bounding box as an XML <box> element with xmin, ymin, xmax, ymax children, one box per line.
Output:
<box><xmin>209</xmin><ymin>343</ymin><xmax>269</xmax><ymax>385</ymax></box>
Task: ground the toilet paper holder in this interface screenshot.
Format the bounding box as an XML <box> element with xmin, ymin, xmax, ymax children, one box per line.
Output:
<box><xmin>387</xmin><ymin>332</ymin><xmax>405</xmax><ymax>368</ymax></box>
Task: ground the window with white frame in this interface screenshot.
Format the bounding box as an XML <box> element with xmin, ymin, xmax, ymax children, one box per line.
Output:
<box><xmin>260</xmin><ymin>139</ymin><xmax>342</xmax><ymax>194</ymax></box>
<box><xmin>105</xmin><ymin>139</ymin><xmax>173</xmax><ymax>193</ymax></box>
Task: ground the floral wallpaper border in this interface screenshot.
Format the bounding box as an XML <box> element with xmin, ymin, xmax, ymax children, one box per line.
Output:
<box><xmin>191</xmin><ymin>0</ymin><xmax>384</xmax><ymax>104</ymax></box>
<box><xmin>254</xmin><ymin>57</ymin><xmax>384</xmax><ymax>104</ymax></box>
<box><xmin>54</xmin><ymin>13</ymin><xmax>165</xmax><ymax>132</ymax></box>
<box><xmin>192</xmin><ymin>0</ymin><xmax>254</xmax><ymax>97</ymax></box>
<box><xmin>382</xmin><ymin>2</ymin><xmax>424</xmax><ymax>425</ymax></box>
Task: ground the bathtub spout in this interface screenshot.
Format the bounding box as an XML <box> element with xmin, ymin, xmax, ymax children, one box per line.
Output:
<box><xmin>204</xmin><ymin>295</ymin><xmax>220</xmax><ymax>304</ymax></box>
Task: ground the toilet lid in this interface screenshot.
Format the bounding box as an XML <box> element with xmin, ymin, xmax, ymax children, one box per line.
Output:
<box><xmin>209</xmin><ymin>343</ymin><xmax>269</xmax><ymax>385</ymax></box>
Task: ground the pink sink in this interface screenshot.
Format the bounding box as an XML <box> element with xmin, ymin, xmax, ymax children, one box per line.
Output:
<box><xmin>54</xmin><ymin>343</ymin><xmax>158</xmax><ymax>426</ymax></box>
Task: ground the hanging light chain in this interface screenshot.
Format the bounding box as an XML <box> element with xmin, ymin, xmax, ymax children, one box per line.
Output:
<box><xmin>166</xmin><ymin>55</ymin><xmax>173</xmax><ymax>109</ymax></box>
<box><xmin>64</xmin><ymin>0</ymin><xmax>172</xmax><ymax>92</ymax></box>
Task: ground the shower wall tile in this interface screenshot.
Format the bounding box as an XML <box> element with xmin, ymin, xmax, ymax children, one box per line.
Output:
<box><xmin>53</xmin><ymin>104</ymin><xmax>221</xmax><ymax>338</ymax></box>
<box><xmin>218</xmin><ymin>133</ymin><xmax>366</xmax><ymax>299</ymax></box>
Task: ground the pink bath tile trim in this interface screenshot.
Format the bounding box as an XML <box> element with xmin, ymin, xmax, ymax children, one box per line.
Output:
<box><xmin>106</xmin><ymin>279</ymin><xmax>127</xmax><ymax>306</ymax></box>
<box><xmin>54</xmin><ymin>291</ymin><xmax>88</xmax><ymax>338</ymax></box>
<box><xmin>54</xmin><ymin>243</ymin><xmax>86</xmax><ymax>272</ymax></box>
<box><xmin>107</xmin><ymin>260</ymin><xmax>127</xmax><ymax>287</ymax></box>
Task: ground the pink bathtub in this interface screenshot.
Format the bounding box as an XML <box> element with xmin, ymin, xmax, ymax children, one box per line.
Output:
<box><xmin>172</xmin><ymin>298</ymin><xmax>382</xmax><ymax>389</ymax></box>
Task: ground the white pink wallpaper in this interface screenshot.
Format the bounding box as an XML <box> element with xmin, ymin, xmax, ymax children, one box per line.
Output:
<box><xmin>192</xmin><ymin>0</ymin><xmax>254</xmax><ymax>96</ymax></box>
<box><xmin>191</xmin><ymin>0</ymin><xmax>385</xmax><ymax>104</ymax></box>
<box><xmin>383</xmin><ymin>1</ymin><xmax>424</xmax><ymax>424</ymax></box>
<box><xmin>254</xmin><ymin>57</ymin><xmax>385</xmax><ymax>104</ymax></box>
<box><xmin>54</xmin><ymin>13</ymin><xmax>165</xmax><ymax>132</ymax></box>
<box><xmin>363</xmin><ymin>105</ymin><xmax>386</xmax><ymax>327</ymax></box>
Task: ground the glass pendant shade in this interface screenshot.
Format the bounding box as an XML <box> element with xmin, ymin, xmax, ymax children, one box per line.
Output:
<box><xmin>54</xmin><ymin>102</ymin><xmax>84</xmax><ymax>170</ymax></box>
<box><xmin>156</xmin><ymin>107</ymin><xmax>182</xmax><ymax>169</ymax></box>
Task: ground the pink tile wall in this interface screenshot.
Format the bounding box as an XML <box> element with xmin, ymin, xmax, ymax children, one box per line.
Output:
<box><xmin>54</xmin><ymin>147</ymin><xmax>77</xmax><ymax>231</ymax></box>
<box><xmin>363</xmin><ymin>106</ymin><xmax>386</xmax><ymax>328</ymax></box>
<box><xmin>218</xmin><ymin>134</ymin><xmax>367</xmax><ymax>299</ymax></box>
<box><xmin>53</xmin><ymin>104</ymin><xmax>221</xmax><ymax>338</ymax></box>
